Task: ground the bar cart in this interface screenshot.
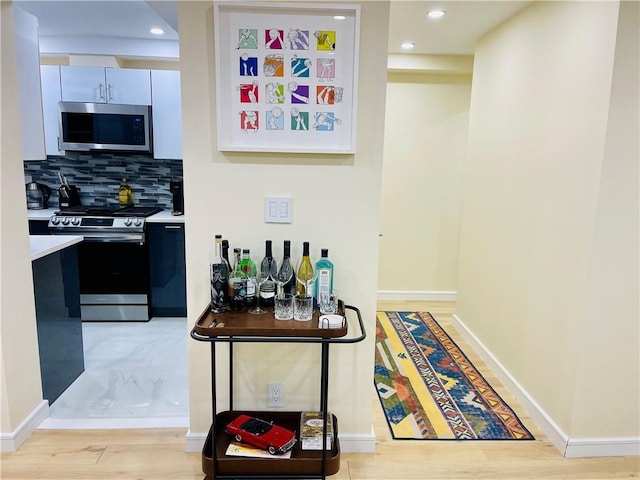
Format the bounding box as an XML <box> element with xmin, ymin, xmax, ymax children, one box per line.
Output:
<box><xmin>190</xmin><ymin>301</ymin><xmax>366</xmax><ymax>480</ymax></box>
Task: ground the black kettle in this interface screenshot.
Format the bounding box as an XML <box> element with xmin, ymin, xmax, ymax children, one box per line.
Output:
<box><xmin>26</xmin><ymin>182</ymin><xmax>51</xmax><ymax>209</ymax></box>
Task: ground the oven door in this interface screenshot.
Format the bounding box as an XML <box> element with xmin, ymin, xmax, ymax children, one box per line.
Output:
<box><xmin>77</xmin><ymin>242</ymin><xmax>150</xmax><ymax>321</ymax></box>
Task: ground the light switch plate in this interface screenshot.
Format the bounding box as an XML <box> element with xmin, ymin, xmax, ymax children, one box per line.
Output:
<box><xmin>265</xmin><ymin>196</ymin><xmax>293</xmax><ymax>223</ymax></box>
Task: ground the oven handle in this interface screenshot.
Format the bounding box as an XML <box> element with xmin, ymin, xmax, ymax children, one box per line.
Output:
<box><xmin>80</xmin><ymin>234</ymin><xmax>145</xmax><ymax>244</ymax></box>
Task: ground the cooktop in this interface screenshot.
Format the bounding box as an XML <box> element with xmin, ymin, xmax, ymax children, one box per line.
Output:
<box><xmin>55</xmin><ymin>205</ymin><xmax>163</xmax><ymax>218</ymax></box>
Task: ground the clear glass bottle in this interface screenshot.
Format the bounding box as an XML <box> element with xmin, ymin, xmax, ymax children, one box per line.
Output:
<box><xmin>315</xmin><ymin>248</ymin><xmax>334</xmax><ymax>307</ymax></box>
<box><xmin>227</xmin><ymin>248</ymin><xmax>247</xmax><ymax>312</ymax></box>
<box><xmin>278</xmin><ymin>240</ymin><xmax>296</xmax><ymax>297</ymax></box>
<box><xmin>259</xmin><ymin>240</ymin><xmax>278</xmax><ymax>308</ymax></box>
<box><xmin>240</xmin><ymin>249</ymin><xmax>257</xmax><ymax>309</ymax></box>
<box><xmin>296</xmin><ymin>241</ymin><xmax>314</xmax><ymax>297</ymax></box>
<box><xmin>210</xmin><ymin>235</ymin><xmax>228</xmax><ymax>313</ymax></box>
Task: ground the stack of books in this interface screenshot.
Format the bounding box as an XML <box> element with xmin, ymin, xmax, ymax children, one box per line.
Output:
<box><xmin>300</xmin><ymin>411</ymin><xmax>334</xmax><ymax>450</ymax></box>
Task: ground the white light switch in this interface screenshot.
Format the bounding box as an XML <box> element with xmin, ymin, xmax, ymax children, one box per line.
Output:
<box><xmin>265</xmin><ymin>196</ymin><xmax>293</xmax><ymax>223</ymax></box>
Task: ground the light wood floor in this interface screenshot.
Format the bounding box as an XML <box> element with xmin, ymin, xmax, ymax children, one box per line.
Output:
<box><xmin>2</xmin><ymin>301</ymin><xmax>638</xmax><ymax>479</ymax></box>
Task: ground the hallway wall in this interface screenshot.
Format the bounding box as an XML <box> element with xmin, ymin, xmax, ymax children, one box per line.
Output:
<box><xmin>456</xmin><ymin>0</ymin><xmax>638</xmax><ymax>454</ymax></box>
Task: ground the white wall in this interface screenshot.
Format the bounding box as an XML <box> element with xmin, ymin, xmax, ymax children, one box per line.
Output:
<box><xmin>0</xmin><ymin>1</ymin><xmax>47</xmax><ymax>449</ymax></box>
<box><xmin>178</xmin><ymin>1</ymin><xmax>389</xmax><ymax>450</ymax></box>
<box><xmin>456</xmin><ymin>0</ymin><xmax>638</xmax><ymax>454</ymax></box>
<box><xmin>378</xmin><ymin>68</ymin><xmax>471</xmax><ymax>298</ymax></box>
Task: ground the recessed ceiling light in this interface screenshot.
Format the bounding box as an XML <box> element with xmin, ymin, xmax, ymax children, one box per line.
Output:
<box><xmin>401</xmin><ymin>42</ymin><xmax>415</xmax><ymax>50</ymax></box>
<box><xmin>427</xmin><ymin>9</ymin><xmax>446</xmax><ymax>19</ymax></box>
<box><xmin>333</xmin><ymin>15</ymin><xmax>346</xmax><ymax>20</ymax></box>
<box><xmin>150</xmin><ymin>27</ymin><xmax>165</xmax><ymax>35</ymax></box>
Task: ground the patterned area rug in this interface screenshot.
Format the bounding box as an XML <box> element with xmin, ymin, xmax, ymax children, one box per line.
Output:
<box><xmin>375</xmin><ymin>311</ymin><xmax>534</xmax><ymax>440</ymax></box>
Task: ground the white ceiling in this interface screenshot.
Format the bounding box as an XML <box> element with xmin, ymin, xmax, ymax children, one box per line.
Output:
<box><xmin>15</xmin><ymin>0</ymin><xmax>531</xmax><ymax>59</ymax></box>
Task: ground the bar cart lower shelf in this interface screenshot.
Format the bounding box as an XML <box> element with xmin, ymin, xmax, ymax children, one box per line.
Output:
<box><xmin>202</xmin><ymin>410</ymin><xmax>340</xmax><ymax>479</ymax></box>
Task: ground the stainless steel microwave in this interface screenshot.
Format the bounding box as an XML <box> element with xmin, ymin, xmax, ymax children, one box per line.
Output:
<box><xmin>58</xmin><ymin>102</ymin><xmax>153</xmax><ymax>153</ymax></box>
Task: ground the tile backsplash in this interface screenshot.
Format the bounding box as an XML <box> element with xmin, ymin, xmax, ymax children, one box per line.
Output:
<box><xmin>24</xmin><ymin>153</ymin><xmax>183</xmax><ymax>209</ymax></box>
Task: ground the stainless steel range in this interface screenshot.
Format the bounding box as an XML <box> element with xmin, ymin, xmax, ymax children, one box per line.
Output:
<box><xmin>49</xmin><ymin>205</ymin><xmax>162</xmax><ymax>322</ymax></box>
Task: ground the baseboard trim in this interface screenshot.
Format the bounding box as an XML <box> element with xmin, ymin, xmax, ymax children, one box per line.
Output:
<box><xmin>185</xmin><ymin>428</ymin><xmax>376</xmax><ymax>454</ymax></box>
<box><xmin>185</xmin><ymin>429</ymin><xmax>206</xmax><ymax>453</ymax></box>
<box><xmin>565</xmin><ymin>437</ymin><xmax>640</xmax><ymax>458</ymax></box>
<box><xmin>0</xmin><ymin>400</ymin><xmax>49</xmax><ymax>452</ymax></box>
<box><xmin>377</xmin><ymin>290</ymin><xmax>457</xmax><ymax>301</ymax></box>
<box><xmin>452</xmin><ymin>313</ymin><xmax>640</xmax><ymax>458</ymax></box>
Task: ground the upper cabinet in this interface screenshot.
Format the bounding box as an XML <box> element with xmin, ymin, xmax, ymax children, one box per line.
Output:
<box><xmin>40</xmin><ymin>65</ymin><xmax>65</xmax><ymax>156</ymax></box>
<box><xmin>151</xmin><ymin>70</ymin><xmax>183</xmax><ymax>160</ymax></box>
<box><xmin>14</xmin><ymin>7</ymin><xmax>46</xmax><ymax>161</ymax></box>
<box><xmin>41</xmin><ymin>66</ymin><xmax>182</xmax><ymax>159</ymax></box>
<box><xmin>60</xmin><ymin>66</ymin><xmax>151</xmax><ymax>105</ymax></box>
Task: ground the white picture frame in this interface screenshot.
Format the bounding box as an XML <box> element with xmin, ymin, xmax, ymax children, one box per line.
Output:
<box><xmin>214</xmin><ymin>2</ymin><xmax>360</xmax><ymax>154</ymax></box>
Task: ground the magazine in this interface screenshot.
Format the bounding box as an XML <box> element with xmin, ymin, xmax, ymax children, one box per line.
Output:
<box><xmin>225</xmin><ymin>441</ymin><xmax>292</xmax><ymax>459</ymax></box>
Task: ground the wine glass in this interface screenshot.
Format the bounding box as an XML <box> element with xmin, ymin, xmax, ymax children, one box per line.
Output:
<box><xmin>275</xmin><ymin>263</ymin><xmax>294</xmax><ymax>299</ymax></box>
<box><xmin>296</xmin><ymin>261</ymin><xmax>318</xmax><ymax>298</ymax></box>
<box><xmin>250</xmin><ymin>270</ymin><xmax>267</xmax><ymax>314</ymax></box>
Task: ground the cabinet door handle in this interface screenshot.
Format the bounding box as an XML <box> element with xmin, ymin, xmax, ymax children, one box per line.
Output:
<box><xmin>98</xmin><ymin>83</ymin><xmax>105</xmax><ymax>100</ymax></box>
<box><xmin>107</xmin><ymin>84</ymin><xmax>113</xmax><ymax>101</ymax></box>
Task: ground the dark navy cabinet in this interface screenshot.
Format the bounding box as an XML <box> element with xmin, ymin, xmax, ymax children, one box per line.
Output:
<box><xmin>32</xmin><ymin>246</ymin><xmax>84</xmax><ymax>404</ymax></box>
<box><xmin>29</xmin><ymin>220</ymin><xmax>50</xmax><ymax>235</ymax></box>
<box><xmin>148</xmin><ymin>223</ymin><xmax>187</xmax><ymax>317</ymax></box>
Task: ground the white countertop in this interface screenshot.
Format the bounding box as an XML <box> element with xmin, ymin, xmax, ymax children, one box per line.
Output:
<box><xmin>27</xmin><ymin>208</ymin><xmax>185</xmax><ymax>224</ymax></box>
<box><xmin>30</xmin><ymin>235</ymin><xmax>83</xmax><ymax>261</ymax></box>
<box><xmin>146</xmin><ymin>210</ymin><xmax>185</xmax><ymax>223</ymax></box>
<box><xmin>26</xmin><ymin>208</ymin><xmax>58</xmax><ymax>221</ymax></box>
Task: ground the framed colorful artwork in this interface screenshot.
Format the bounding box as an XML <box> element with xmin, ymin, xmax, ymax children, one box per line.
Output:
<box><xmin>214</xmin><ymin>2</ymin><xmax>360</xmax><ymax>153</ymax></box>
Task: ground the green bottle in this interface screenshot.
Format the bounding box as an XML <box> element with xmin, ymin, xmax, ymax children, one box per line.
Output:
<box><xmin>240</xmin><ymin>249</ymin><xmax>257</xmax><ymax>308</ymax></box>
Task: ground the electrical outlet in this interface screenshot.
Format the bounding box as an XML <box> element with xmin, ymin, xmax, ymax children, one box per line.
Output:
<box><xmin>268</xmin><ymin>383</ymin><xmax>285</xmax><ymax>407</ymax></box>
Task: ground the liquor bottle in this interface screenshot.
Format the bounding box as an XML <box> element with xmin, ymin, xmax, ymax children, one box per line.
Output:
<box><xmin>210</xmin><ymin>235</ymin><xmax>228</xmax><ymax>313</ymax></box>
<box><xmin>278</xmin><ymin>240</ymin><xmax>296</xmax><ymax>296</ymax></box>
<box><xmin>221</xmin><ymin>240</ymin><xmax>231</xmax><ymax>275</ymax></box>
<box><xmin>296</xmin><ymin>241</ymin><xmax>314</xmax><ymax>297</ymax></box>
<box><xmin>259</xmin><ymin>240</ymin><xmax>278</xmax><ymax>307</ymax></box>
<box><xmin>227</xmin><ymin>248</ymin><xmax>247</xmax><ymax>312</ymax></box>
<box><xmin>240</xmin><ymin>249</ymin><xmax>257</xmax><ymax>309</ymax></box>
<box><xmin>315</xmin><ymin>248</ymin><xmax>334</xmax><ymax>307</ymax></box>
<box><xmin>118</xmin><ymin>177</ymin><xmax>132</xmax><ymax>205</ymax></box>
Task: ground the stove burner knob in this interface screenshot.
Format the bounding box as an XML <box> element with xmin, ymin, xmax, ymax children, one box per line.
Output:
<box><xmin>62</xmin><ymin>217</ymin><xmax>70</xmax><ymax>225</ymax></box>
<box><xmin>51</xmin><ymin>217</ymin><xmax>60</xmax><ymax>225</ymax></box>
<box><xmin>71</xmin><ymin>217</ymin><xmax>81</xmax><ymax>226</ymax></box>
<box><xmin>134</xmin><ymin>218</ymin><xmax>143</xmax><ymax>227</ymax></box>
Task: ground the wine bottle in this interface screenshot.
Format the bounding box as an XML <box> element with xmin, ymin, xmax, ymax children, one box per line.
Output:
<box><xmin>315</xmin><ymin>248</ymin><xmax>334</xmax><ymax>307</ymax></box>
<box><xmin>278</xmin><ymin>240</ymin><xmax>296</xmax><ymax>296</ymax></box>
<box><xmin>227</xmin><ymin>248</ymin><xmax>247</xmax><ymax>312</ymax></box>
<box><xmin>259</xmin><ymin>240</ymin><xmax>278</xmax><ymax>307</ymax></box>
<box><xmin>221</xmin><ymin>240</ymin><xmax>231</xmax><ymax>274</ymax></box>
<box><xmin>210</xmin><ymin>235</ymin><xmax>228</xmax><ymax>313</ymax></box>
<box><xmin>296</xmin><ymin>241</ymin><xmax>314</xmax><ymax>297</ymax></box>
<box><xmin>240</xmin><ymin>249</ymin><xmax>257</xmax><ymax>309</ymax></box>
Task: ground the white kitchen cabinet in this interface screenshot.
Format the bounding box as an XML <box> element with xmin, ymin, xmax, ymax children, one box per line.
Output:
<box><xmin>60</xmin><ymin>66</ymin><xmax>151</xmax><ymax>105</ymax></box>
<box><xmin>40</xmin><ymin>65</ymin><xmax>65</xmax><ymax>156</ymax></box>
<box><xmin>14</xmin><ymin>7</ymin><xmax>46</xmax><ymax>160</ymax></box>
<box><xmin>151</xmin><ymin>70</ymin><xmax>183</xmax><ymax>159</ymax></box>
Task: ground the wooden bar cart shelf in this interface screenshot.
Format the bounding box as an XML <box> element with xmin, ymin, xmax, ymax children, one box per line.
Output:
<box><xmin>191</xmin><ymin>301</ymin><xmax>366</xmax><ymax>480</ymax></box>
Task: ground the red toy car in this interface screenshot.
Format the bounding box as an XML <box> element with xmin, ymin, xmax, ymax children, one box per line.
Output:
<box><xmin>225</xmin><ymin>414</ymin><xmax>297</xmax><ymax>455</ymax></box>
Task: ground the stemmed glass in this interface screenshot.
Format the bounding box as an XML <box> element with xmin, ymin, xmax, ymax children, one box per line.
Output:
<box><xmin>296</xmin><ymin>262</ymin><xmax>318</xmax><ymax>298</ymax></box>
<box><xmin>249</xmin><ymin>270</ymin><xmax>267</xmax><ymax>314</ymax></box>
<box><xmin>274</xmin><ymin>263</ymin><xmax>294</xmax><ymax>300</ymax></box>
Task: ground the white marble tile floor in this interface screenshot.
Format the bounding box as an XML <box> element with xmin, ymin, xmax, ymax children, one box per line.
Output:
<box><xmin>39</xmin><ymin>317</ymin><xmax>189</xmax><ymax>429</ymax></box>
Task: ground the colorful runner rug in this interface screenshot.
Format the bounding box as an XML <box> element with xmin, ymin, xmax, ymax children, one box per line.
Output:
<box><xmin>375</xmin><ymin>311</ymin><xmax>534</xmax><ymax>440</ymax></box>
